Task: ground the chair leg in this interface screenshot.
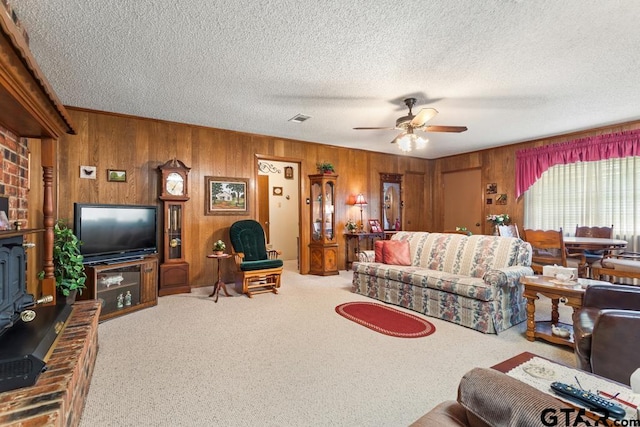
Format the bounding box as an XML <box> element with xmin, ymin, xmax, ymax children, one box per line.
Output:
<box><xmin>242</xmin><ymin>271</ymin><xmax>282</xmax><ymax>298</ymax></box>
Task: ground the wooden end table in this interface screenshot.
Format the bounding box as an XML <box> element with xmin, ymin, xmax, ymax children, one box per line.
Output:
<box><xmin>520</xmin><ymin>276</ymin><xmax>609</xmax><ymax>348</ymax></box>
<box><xmin>344</xmin><ymin>231</ymin><xmax>385</xmax><ymax>270</ymax></box>
<box><xmin>207</xmin><ymin>253</ymin><xmax>232</xmax><ymax>302</ymax></box>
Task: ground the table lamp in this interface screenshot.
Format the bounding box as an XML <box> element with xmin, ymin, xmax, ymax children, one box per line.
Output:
<box><xmin>355</xmin><ymin>193</ymin><xmax>367</xmax><ymax>231</ymax></box>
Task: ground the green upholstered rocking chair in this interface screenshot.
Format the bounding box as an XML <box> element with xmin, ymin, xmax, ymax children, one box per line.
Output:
<box><xmin>229</xmin><ymin>219</ymin><xmax>283</xmax><ymax>298</ymax></box>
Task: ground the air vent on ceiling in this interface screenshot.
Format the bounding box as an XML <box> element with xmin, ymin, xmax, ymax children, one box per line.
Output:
<box><xmin>288</xmin><ymin>114</ymin><xmax>311</xmax><ymax>123</ymax></box>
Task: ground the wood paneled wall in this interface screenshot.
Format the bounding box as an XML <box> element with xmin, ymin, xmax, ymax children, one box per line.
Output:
<box><xmin>431</xmin><ymin>120</ymin><xmax>640</xmax><ymax>234</ymax></box>
<box><xmin>56</xmin><ymin>107</ymin><xmax>640</xmax><ymax>288</ymax></box>
<box><xmin>56</xmin><ymin>108</ymin><xmax>431</xmax><ymax>287</ymax></box>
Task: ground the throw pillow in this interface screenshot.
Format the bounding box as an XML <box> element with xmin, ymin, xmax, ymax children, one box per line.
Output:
<box><xmin>374</xmin><ymin>240</ymin><xmax>385</xmax><ymax>263</ymax></box>
<box><xmin>382</xmin><ymin>240</ymin><xmax>411</xmax><ymax>266</ymax></box>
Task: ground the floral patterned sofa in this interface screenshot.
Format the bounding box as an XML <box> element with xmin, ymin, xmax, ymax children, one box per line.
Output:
<box><xmin>352</xmin><ymin>232</ymin><xmax>533</xmax><ymax>333</ymax></box>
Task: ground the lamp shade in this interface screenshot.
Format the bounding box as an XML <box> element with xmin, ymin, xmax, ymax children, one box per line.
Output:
<box><xmin>354</xmin><ymin>194</ymin><xmax>367</xmax><ymax>206</ymax></box>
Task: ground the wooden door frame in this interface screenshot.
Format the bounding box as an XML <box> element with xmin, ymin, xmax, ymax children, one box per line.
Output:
<box><xmin>254</xmin><ymin>154</ymin><xmax>303</xmax><ymax>269</ymax></box>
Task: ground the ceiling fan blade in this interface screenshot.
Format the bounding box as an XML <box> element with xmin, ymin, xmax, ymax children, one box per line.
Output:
<box><xmin>390</xmin><ymin>132</ymin><xmax>406</xmax><ymax>143</ymax></box>
<box><xmin>353</xmin><ymin>127</ymin><xmax>395</xmax><ymax>130</ymax></box>
<box><xmin>410</xmin><ymin>108</ymin><xmax>438</xmax><ymax>127</ymax></box>
<box><xmin>424</xmin><ymin>125</ymin><xmax>468</xmax><ymax>133</ymax></box>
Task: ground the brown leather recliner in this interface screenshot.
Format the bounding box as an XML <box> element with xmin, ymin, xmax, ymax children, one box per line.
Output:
<box><xmin>573</xmin><ymin>283</ymin><xmax>640</xmax><ymax>385</ymax></box>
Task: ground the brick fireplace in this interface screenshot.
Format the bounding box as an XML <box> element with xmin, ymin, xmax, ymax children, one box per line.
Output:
<box><xmin>0</xmin><ymin>125</ymin><xmax>29</xmax><ymax>226</ymax></box>
<box><xmin>0</xmin><ymin>301</ymin><xmax>101</xmax><ymax>426</ymax></box>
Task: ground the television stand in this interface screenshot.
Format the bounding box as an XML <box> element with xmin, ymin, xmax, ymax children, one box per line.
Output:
<box><xmin>102</xmin><ymin>256</ymin><xmax>144</xmax><ymax>265</ymax></box>
<box><xmin>80</xmin><ymin>256</ymin><xmax>158</xmax><ymax>321</ymax></box>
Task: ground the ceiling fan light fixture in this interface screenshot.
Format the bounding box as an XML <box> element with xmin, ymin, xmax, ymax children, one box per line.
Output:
<box><xmin>397</xmin><ymin>134</ymin><xmax>412</xmax><ymax>152</ymax></box>
<box><xmin>396</xmin><ymin>130</ymin><xmax>428</xmax><ymax>152</ymax></box>
<box><xmin>415</xmin><ymin>135</ymin><xmax>428</xmax><ymax>149</ymax></box>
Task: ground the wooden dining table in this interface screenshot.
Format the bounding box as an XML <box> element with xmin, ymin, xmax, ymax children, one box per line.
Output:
<box><xmin>564</xmin><ymin>236</ymin><xmax>628</xmax><ymax>277</ymax></box>
<box><xmin>564</xmin><ymin>236</ymin><xmax>628</xmax><ymax>251</ymax></box>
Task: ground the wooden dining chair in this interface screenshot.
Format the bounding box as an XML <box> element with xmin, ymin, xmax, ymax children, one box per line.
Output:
<box><xmin>497</xmin><ymin>224</ymin><xmax>520</xmax><ymax>238</ymax></box>
<box><xmin>591</xmin><ymin>252</ymin><xmax>640</xmax><ymax>285</ymax></box>
<box><xmin>569</xmin><ymin>224</ymin><xmax>615</xmax><ymax>273</ymax></box>
<box><xmin>522</xmin><ymin>228</ymin><xmax>580</xmax><ymax>274</ymax></box>
<box><xmin>574</xmin><ymin>224</ymin><xmax>614</xmax><ymax>239</ymax></box>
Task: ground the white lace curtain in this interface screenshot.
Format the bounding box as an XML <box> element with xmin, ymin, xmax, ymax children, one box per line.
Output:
<box><xmin>524</xmin><ymin>156</ymin><xmax>639</xmax><ymax>252</ymax></box>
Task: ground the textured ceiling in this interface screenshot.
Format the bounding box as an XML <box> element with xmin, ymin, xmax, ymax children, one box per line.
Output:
<box><xmin>10</xmin><ymin>0</ymin><xmax>640</xmax><ymax>159</ymax></box>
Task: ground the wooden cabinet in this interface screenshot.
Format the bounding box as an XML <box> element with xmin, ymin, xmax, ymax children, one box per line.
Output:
<box><xmin>308</xmin><ymin>174</ymin><xmax>339</xmax><ymax>275</ymax></box>
<box><xmin>81</xmin><ymin>257</ymin><xmax>158</xmax><ymax>321</ymax></box>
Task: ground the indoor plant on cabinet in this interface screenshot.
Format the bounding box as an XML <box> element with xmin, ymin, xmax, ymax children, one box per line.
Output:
<box><xmin>39</xmin><ymin>220</ymin><xmax>87</xmax><ymax>303</ymax></box>
<box><xmin>316</xmin><ymin>161</ymin><xmax>335</xmax><ymax>174</ymax></box>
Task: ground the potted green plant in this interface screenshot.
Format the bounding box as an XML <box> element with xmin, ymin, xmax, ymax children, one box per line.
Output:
<box><xmin>213</xmin><ymin>239</ymin><xmax>226</xmax><ymax>255</ymax></box>
<box><xmin>39</xmin><ymin>220</ymin><xmax>87</xmax><ymax>302</ymax></box>
<box><xmin>316</xmin><ymin>161</ymin><xmax>335</xmax><ymax>174</ymax></box>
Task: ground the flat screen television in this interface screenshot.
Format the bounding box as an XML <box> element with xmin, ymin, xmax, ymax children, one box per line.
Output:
<box><xmin>73</xmin><ymin>203</ymin><xmax>158</xmax><ymax>264</ymax></box>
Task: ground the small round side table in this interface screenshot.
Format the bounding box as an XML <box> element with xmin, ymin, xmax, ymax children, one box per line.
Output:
<box><xmin>207</xmin><ymin>253</ymin><xmax>232</xmax><ymax>302</ymax></box>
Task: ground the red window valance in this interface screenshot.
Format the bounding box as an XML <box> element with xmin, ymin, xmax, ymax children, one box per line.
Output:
<box><xmin>515</xmin><ymin>128</ymin><xmax>640</xmax><ymax>198</ymax></box>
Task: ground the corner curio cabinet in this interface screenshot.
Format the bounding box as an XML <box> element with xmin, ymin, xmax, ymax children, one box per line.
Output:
<box><xmin>308</xmin><ymin>174</ymin><xmax>339</xmax><ymax>275</ymax></box>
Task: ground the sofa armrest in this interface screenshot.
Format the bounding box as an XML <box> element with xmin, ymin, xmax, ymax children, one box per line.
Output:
<box><xmin>583</xmin><ymin>284</ymin><xmax>640</xmax><ymax>309</ymax></box>
<box><xmin>456</xmin><ymin>368</ymin><xmax>576</xmax><ymax>426</ymax></box>
<box><xmin>483</xmin><ymin>266</ymin><xmax>534</xmax><ymax>288</ymax></box>
<box><xmin>358</xmin><ymin>250</ymin><xmax>375</xmax><ymax>263</ymax></box>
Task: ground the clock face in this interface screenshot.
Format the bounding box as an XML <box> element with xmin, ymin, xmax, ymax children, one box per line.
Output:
<box><xmin>166</xmin><ymin>172</ymin><xmax>184</xmax><ymax>196</ymax></box>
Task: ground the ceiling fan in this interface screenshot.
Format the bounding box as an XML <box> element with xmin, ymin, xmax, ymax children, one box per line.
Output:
<box><xmin>353</xmin><ymin>97</ymin><xmax>467</xmax><ymax>151</ymax></box>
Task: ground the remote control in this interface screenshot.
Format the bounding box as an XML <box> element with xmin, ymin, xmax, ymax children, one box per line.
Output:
<box><xmin>550</xmin><ymin>382</ymin><xmax>627</xmax><ymax>420</ymax></box>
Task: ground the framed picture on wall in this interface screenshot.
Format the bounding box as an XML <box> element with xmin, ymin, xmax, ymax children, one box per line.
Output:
<box><xmin>107</xmin><ymin>169</ymin><xmax>127</xmax><ymax>182</ymax></box>
<box><xmin>205</xmin><ymin>176</ymin><xmax>249</xmax><ymax>215</ymax></box>
<box><xmin>80</xmin><ymin>165</ymin><xmax>96</xmax><ymax>179</ymax></box>
<box><xmin>284</xmin><ymin>166</ymin><xmax>294</xmax><ymax>179</ymax></box>
<box><xmin>496</xmin><ymin>194</ymin><xmax>507</xmax><ymax>205</ymax></box>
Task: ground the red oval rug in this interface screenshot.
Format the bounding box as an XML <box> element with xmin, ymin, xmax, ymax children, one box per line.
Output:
<box><xmin>335</xmin><ymin>302</ymin><xmax>436</xmax><ymax>338</ymax></box>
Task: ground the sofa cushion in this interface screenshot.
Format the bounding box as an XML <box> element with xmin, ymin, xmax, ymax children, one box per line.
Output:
<box><xmin>373</xmin><ymin>240</ymin><xmax>412</xmax><ymax>265</ymax></box>
<box><xmin>374</xmin><ymin>240</ymin><xmax>384</xmax><ymax>263</ymax></box>
<box><xmin>403</xmin><ymin>233</ymin><xmax>525</xmax><ymax>277</ymax></box>
<box><xmin>240</xmin><ymin>259</ymin><xmax>283</xmax><ymax>271</ymax></box>
<box><xmin>409</xmin><ymin>401</ymin><xmax>471</xmax><ymax>427</ymax></box>
<box><xmin>354</xmin><ymin>263</ymin><xmax>496</xmax><ymax>302</ymax></box>
<box><xmin>383</xmin><ymin>240</ymin><xmax>411</xmax><ymax>265</ymax></box>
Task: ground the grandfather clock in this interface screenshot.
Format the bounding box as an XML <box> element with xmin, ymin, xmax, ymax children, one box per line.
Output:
<box><xmin>158</xmin><ymin>158</ymin><xmax>191</xmax><ymax>296</ymax></box>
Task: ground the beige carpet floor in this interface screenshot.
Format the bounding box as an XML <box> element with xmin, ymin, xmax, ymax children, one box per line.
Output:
<box><xmin>79</xmin><ymin>261</ymin><xmax>575</xmax><ymax>426</ymax></box>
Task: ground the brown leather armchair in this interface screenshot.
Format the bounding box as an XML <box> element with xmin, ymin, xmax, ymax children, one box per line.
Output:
<box><xmin>573</xmin><ymin>283</ymin><xmax>640</xmax><ymax>385</ymax></box>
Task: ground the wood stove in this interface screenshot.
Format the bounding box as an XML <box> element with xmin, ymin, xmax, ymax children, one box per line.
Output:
<box><xmin>0</xmin><ymin>232</ymin><xmax>72</xmax><ymax>392</ymax></box>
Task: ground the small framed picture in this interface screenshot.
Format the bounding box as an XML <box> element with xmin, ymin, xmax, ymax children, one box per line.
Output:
<box><xmin>273</xmin><ymin>186</ymin><xmax>283</xmax><ymax>196</ymax></box>
<box><xmin>284</xmin><ymin>166</ymin><xmax>294</xmax><ymax>180</ymax></box>
<box><xmin>486</xmin><ymin>183</ymin><xmax>497</xmax><ymax>194</ymax></box>
<box><xmin>107</xmin><ymin>169</ymin><xmax>127</xmax><ymax>182</ymax></box>
<box><xmin>496</xmin><ymin>194</ymin><xmax>507</xmax><ymax>205</ymax></box>
<box><xmin>369</xmin><ymin>219</ymin><xmax>382</xmax><ymax>233</ymax></box>
<box><xmin>80</xmin><ymin>165</ymin><xmax>97</xmax><ymax>179</ymax></box>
